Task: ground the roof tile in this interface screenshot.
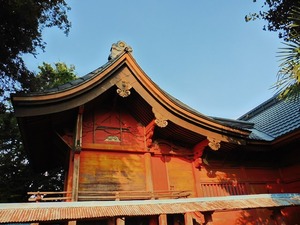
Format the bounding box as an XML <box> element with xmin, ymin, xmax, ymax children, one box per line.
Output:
<box><xmin>239</xmin><ymin>95</ymin><xmax>300</xmax><ymax>140</ymax></box>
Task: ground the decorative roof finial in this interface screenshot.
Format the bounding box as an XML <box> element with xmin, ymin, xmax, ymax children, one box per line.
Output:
<box><xmin>108</xmin><ymin>41</ymin><xmax>133</xmax><ymax>60</ymax></box>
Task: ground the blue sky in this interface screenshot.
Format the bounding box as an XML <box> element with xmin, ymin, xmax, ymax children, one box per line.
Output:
<box><xmin>23</xmin><ymin>1</ymin><xmax>282</xmax><ymax>119</ymax></box>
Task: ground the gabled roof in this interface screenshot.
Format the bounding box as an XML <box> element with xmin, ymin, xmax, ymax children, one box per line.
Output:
<box><xmin>12</xmin><ymin>41</ymin><xmax>256</xmax><ymax>170</ymax></box>
<box><xmin>239</xmin><ymin>95</ymin><xmax>300</xmax><ymax>142</ymax></box>
<box><xmin>12</xmin><ymin>50</ymin><xmax>249</xmax><ymax>140</ymax></box>
<box><xmin>12</xmin><ymin>41</ymin><xmax>300</xmax><ymax>169</ymax></box>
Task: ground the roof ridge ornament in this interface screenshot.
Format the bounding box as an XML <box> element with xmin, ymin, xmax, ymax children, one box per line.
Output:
<box><xmin>108</xmin><ymin>41</ymin><xmax>133</xmax><ymax>60</ymax></box>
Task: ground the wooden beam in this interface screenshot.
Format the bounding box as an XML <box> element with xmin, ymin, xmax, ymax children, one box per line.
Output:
<box><xmin>72</xmin><ymin>105</ymin><xmax>84</xmax><ymax>201</ymax></box>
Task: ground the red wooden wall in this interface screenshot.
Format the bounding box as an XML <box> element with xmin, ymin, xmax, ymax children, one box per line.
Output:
<box><xmin>63</xmin><ymin>105</ymin><xmax>300</xmax><ymax>224</ymax></box>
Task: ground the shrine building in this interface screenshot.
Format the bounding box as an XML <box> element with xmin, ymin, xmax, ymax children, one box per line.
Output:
<box><xmin>3</xmin><ymin>41</ymin><xmax>300</xmax><ymax>225</ymax></box>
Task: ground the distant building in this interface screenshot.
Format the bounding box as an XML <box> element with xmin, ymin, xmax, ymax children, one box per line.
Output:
<box><xmin>5</xmin><ymin>41</ymin><xmax>300</xmax><ymax>225</ymax></box>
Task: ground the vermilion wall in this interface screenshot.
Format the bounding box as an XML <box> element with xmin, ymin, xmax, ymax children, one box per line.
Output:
<box><xmin>64</xmin><ymin>106</ymin><xmax>300</xmax><ymax>224</ymax></box>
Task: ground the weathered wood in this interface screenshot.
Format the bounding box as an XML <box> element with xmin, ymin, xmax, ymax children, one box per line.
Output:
<box><xmin>77</xmin><ymin>190</ymin><xmax>190</xmax><ymax>201</ymax></box>
<box><xmin>166</xmin><ymin>156</ymin><xmax>196</xmax><ymax>197</ymax></box>
<box><xmin>72</xmin><ymin>152</ymin><xmax>80</xmax><ymax>201</ymax></box>
<box><xmin>79</xmin><ymin>151</ymin><xmax>146</xmax><ymax>192</ymax></box>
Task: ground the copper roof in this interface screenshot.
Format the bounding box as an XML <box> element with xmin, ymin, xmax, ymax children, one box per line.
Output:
<box><xmin>1</xmin><ymin>194</ymin><xmax>300</xmax><ymax>223</ymax></box>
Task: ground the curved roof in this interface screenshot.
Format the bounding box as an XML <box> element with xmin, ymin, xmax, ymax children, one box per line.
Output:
<box><xmin>12</xmin><ymin>50</ymin><xmax>250</xmax><ymax>141</ymax></box>
<box><xmin>12</xmin><ymin>46</ymin><xmax>254</xmax><ymax>170</ymax></box>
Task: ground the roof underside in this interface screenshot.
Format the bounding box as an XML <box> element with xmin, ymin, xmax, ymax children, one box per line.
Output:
<box><xmin>1</xmin><ymin>194</ymin><xmax>299</xmax><ymax>223</ymax></box>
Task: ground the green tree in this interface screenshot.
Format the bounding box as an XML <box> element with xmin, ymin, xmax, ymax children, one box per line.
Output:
<box><xmin>0</xmin><ymin>62</ymin><xmax>77</xmax><ymax>202</ymax></box>
<box><xmin>245</xmin><ymin>0</ymin><xmax>299</xmax><ymax>40</ymax></box>
<box><xmin>247</xmin><ymin>1</ymin><xmax>300</xmax><ymax>99</ymax></box>
<box><xmin>33</xmin><ymin>62</ymin><xmax>77</xmax><ymax>91</ymax></box>
<box><xmin>0</xmin><ymin>0</ymin><xmax>71</xmax><ymax>102</ymax></box>
<box><xmin>273</xmin><ymin>6</ymin><xmax>300</xmax><ymax>99</ymax></box>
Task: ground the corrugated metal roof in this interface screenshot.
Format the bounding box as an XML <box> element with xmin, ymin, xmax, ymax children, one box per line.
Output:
<box><xmin>1</xmin><ymin>194</ymin><xmax>299</xmax><ymax>223</ymax></box>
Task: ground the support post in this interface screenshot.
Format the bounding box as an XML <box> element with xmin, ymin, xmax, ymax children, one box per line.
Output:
<box><xmin>68</xmin><ymin>221</ymin><xmax>77</xmax><ymax>225</ymax></box>
<box><xmin>72</xmin><ymin>105</ymin><xmax>84</xmax><ymax>201</ymax></box>
<box><xmin>159</xmin><ymin>214</ymin><xmax>167</xmax><ymax>225</ymax></box>
<box><xmin>116</xmin><ymin>217</ymin><xmax>125</xmax><ymax>225</ymax></box>
<box><xmin>184</xmin><ymin>212</ymin><xmax>193</xmax><ymax>225</ymax></box>
<box><xmin>144</xmin><ymin>152</ymin><xmax>154</xmax><ymax>194</ymax></box>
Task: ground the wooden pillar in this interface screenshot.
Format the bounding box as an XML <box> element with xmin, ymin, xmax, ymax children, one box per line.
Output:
<box><xmin>68</xmin><ymin>221</ymin><xmax>77</xmax><ymax>225</ymax></box>
<box><xmin>271</xmin><ymin>208</ymin><xmax>286</xmax><ymax>225</ymax></box>
<box><xmin>71</xmin><ymin>152</ymin><xmax>80</xmax><ymax>201</ymax></box>
<box><xmin>116</xmin><ymin>217</ymin><xmax>125</xmax><ymax>225</ymax></box>
<box><xmin>72</xmin><ymin>105</ymin><xmax>84</xmax><ymax>201</ymax></box>
<box><xmin>144</xmin><ymin>152</ymin><xmax>154</xmax><ymax>193</ymax></box>
<box><xmin>159</xmin><ymin>214</ymin><xmax>167</xmax><ymax>225</ymax></box>
<box><xmin>202</xmin><ymin>211</ymin><xmax>214</xmax><ymax>225</ymax></box>
<box><xmin>184</xmin><ymin>213</ymin><xmax>193</xmax><ymax>225</ymax></box>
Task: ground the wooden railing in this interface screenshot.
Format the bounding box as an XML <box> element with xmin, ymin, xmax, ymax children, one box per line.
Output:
<box><xmin>28</xmin><ymin>191</ymin><xmax>72</xmax><ymax>202</ymax></box>
<box><xmin>28</xmin><ymin>190</ymin><xmax>190</xmax><ymax>202</ymax></box>
<box><xmin>78</xmin><ymin>190</ymin><xmax>190</xmax><ymax>201</ymax></box>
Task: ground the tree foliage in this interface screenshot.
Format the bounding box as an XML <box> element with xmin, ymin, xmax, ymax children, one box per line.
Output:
<box><xmin>0</xmin><ymin>0</ymin><xmax>71</xmax><ymax>99</ymax></box>
<box><xmin>0</xmin><ymin>62</ymin><xmax>77</xmax><ymax>202</ymax></box>
<box><xmin>245</xmin><ymin>0</ymin><xmax>300</xmax><ymax>40</ymax></box>
<box><xmin>247</xmin><ymin>0</ymin><xmax>300</xmax><ymax>99</ymax></box>
<box><xmin>33</xmin><ymin>62</ymin><xmax>77</xmax><ymax>91</ymax></box>
<box><xmin>274</xmin><ymin>6</ymin><xmax>300</xmax><ymax>99</ymax></box>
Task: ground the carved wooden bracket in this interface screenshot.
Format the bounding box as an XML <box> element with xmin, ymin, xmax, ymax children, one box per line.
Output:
<box><xmin>152</xmin><ymin>108</ymin><xmax>168</xmax><ymax>128</ymax></box>
<box><xmin>207</xmin><ymin>137</ymin><xmax>221</xmax><ymax>151</ymax></box>
<box><xmin>145</xmin><ymin>120</ymin><xmax>156</xmax><ymax>148</ymax></box>
<box><xmin>116</xmin><ymin>80</ymin><xmax>132</xmax><ymax>97</ymax></box>
<box><xmin>193</xmin><ymin>139</ymin><xmax>209</xmax><ymax>159</ymax></box>
<box><xmin>193</xmin><ymin>139</ymin><xmax>209</xmax><ymax>169</ymax></box>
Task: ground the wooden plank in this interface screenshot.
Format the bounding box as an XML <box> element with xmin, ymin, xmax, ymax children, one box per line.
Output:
<box><xmin>79</xmin><ymin>151</ymin><xmax>146</xmax><ymax>192</ymax></box>
<box><xmin>151</xmin><ymin>156</ymin><xmax>169</xmax><ymax>191</ymax></box>
<box><xmin>166</xmin><ymin>156</ymin><xmax>196</xmax><ymax>196</ymax></box>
